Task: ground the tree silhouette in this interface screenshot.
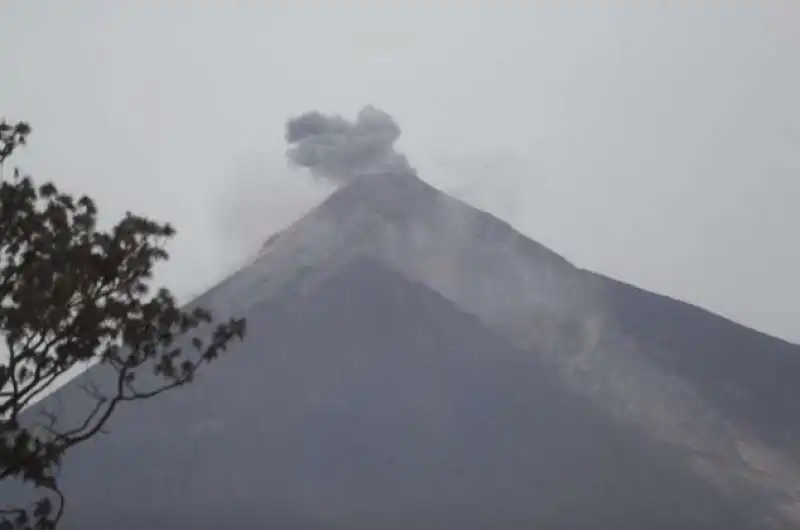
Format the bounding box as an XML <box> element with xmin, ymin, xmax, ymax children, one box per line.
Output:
<box><xmin>0</xmin><ymin>120</ymin><xmax>247</xmax><ymax>529</ymax></box>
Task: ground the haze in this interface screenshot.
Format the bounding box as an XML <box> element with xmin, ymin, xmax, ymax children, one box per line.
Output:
<box><xmin>1</xmin><ymin>1</ymin><xmax>798</xmax><ymax>342</ymax></box>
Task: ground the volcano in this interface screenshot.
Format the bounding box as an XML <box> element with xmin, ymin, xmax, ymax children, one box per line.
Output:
<box><xmin>12</xmin><ymin>171</ymin><xmax>800</xmax><ymax>529</ymax></box>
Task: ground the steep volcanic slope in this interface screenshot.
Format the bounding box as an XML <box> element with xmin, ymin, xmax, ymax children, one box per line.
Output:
<box><xmin>10</xmin><ymin>170</ymin><xmax>800</xmax><ymax>528</ymax></box>
<box><xmin>592</xmin><ymin>274</ymin><xmax>800</xmax><ymax>459</ymax></box>
<box><xmin>20</xmin><ymin>259</ymin><xmax>761</xmax><ymax>529</ymax></box>
<box><xmin>191</xmin><ymin>171</ymin><xmax>800</xmax><ymax>518</ymax></box>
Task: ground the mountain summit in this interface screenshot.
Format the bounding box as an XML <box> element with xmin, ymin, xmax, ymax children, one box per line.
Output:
<box><xmin>13</xmin><ymin>167</ymin><xmax>800</xmax><ymax>529</ymax></box>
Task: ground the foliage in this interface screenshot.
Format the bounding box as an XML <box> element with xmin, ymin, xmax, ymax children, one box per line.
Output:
<box><xmin>0</xmin><ymin>120</ymin><xmax>247</xmax><ymax>529</ymax></box>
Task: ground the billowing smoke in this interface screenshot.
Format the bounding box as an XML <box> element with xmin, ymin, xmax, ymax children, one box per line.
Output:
<box><xmin>285</xmin><ymin>105</ymin><xmax>415</xmax><ymax>185</ymax></box>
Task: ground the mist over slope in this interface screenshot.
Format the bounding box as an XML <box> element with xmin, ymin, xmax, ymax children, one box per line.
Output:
<box><xmin>16</xmin><ymin>258</ymin><xmax>767</xmax><ymax>530</ymax></box>
<box><xmin>15</xmin><ymin>166</ymin><xmax>797</xmax><ymax>529</ymax></box>
<box><xmin>8</xmin><ymin>106</ymin><xmax>800</xmax><ymax>529</ymax></box>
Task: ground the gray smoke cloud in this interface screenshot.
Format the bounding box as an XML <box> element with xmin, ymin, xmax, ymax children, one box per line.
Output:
<box><xmin>285</xmin><ymin>105</ymin><xmax>415</xmax><ymax>185</ymax></box>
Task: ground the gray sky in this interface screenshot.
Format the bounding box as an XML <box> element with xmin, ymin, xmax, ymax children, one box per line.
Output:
<box><xmin>1</xmin><ymin>1</ymin><xmax>798</xmax><ymax>342</ymax></box>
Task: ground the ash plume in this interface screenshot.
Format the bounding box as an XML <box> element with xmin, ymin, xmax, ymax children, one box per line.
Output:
<box><xmin>285</xmin><ymin>105</ymin><xmax>415</xmax><ymax>185</ymax></box>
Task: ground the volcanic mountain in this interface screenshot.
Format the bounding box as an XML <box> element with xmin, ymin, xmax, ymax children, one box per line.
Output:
<box><xmin>13</xmin><ymin>171</ymin><xmax>800</xmax><ymax>529</ymax></box>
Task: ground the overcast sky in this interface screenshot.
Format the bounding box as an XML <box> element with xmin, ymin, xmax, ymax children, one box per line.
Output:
<box><xmin>1</xmin><ymin>1</ymin><xmax>798</xmax><ymax>342</ymax></box>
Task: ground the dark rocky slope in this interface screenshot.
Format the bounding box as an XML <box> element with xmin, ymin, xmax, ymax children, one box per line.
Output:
<box><xmin>21</xmin><ymin>259</ymin><xmax>761</xmax><ymax>529</ymax></box>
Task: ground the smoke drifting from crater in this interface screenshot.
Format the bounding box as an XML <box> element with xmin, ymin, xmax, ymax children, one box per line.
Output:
<box><xmin>285</xmin><ymin>105</ymin><xmax>415</xmax><ymax>185</ymax></box>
